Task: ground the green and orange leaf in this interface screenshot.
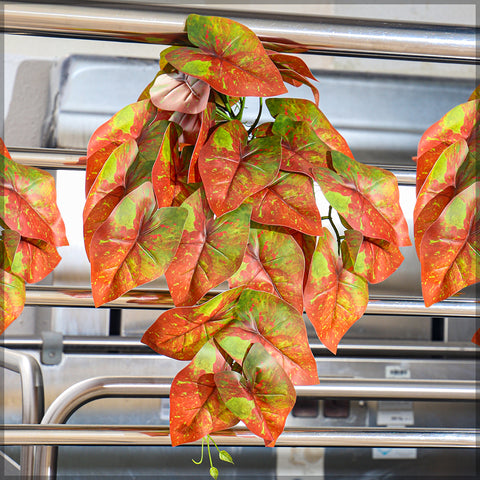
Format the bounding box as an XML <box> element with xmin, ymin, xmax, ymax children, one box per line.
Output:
<box><xmin>0</xmin><ymin>269</ymin><xmax>26</xmax><ymax>335</ymax></box>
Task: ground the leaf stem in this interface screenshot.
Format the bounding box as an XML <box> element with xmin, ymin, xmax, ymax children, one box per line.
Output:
<box><xmin>323</xmin><ymin>205</ymin><xmax>343</xmax><ymax>254</ymax></box>
<box><xmin>192</xmin><ymin>437</ymin><xmax>205</xmax><ymax>465</ymax></box>
<box><xmin>235</xmin><ymin>97</ymin><xmax>246</xmax><ymax>122</ymax></box>
<box><xmin>209</xmin><ymin>435</ymin><xmax>220</xmax><ymax>454</ymax></box>
<box><xmin>207</xmin><ymin>435</ymin><xmax>213</xmax><ymax>468</ymax></box>
<box><xmin>248</xmin><ymin>98</ymin><xmax>263</xmax><ymax>135</ymax></box>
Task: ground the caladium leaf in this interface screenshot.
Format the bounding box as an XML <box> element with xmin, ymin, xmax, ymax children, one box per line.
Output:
<box><xmin>165</xmin><ymin>188</ymin><xmax>252</xmax><ymax>306</ymax></box>
<box><xmin>419</xmin><ymin>182</ymin><xmax>479</xmax><ymax>307</ymax></box>
<box><xmin>199</xmin><ymin>120</ymin><xmax>281</xmax><ymax>216</ymax></box>
<box><xmin>150</xmin><ymin>72</ymin><xmax>210</xmax><ymax>114</ymax></box>
<box><xmin>304</xmin><ymin>228</ymin><xmax>369</xmax><ymax>354</ymax></box>
<box><xmin>266</xmin><ymin>98</ymin><xmax>353</xmax><ymax>159</ymax></box>
<box><xmin>468</xmin><ymin>85</ymin><xmax>480</xmax><ymax>101</ymax></box>
<box><xmin>289</xmin><ymin>229</ymin><xmax>317</xmax><ymax>288</ymax></box>
<box><xmin>0</xmin><ymin>269</ymin><xmax>25</xmax><ymax>335</ymax></box>
<box><xmin>141</xmin><ymin>287</ymin><xmax>244</xmax><ymax>360</ymax></box>
<box><xmin>215</xmin><ymin>342</ymin><xmax>296</xmax><ymax>447</ymax></box>
<box><xmin>84</xmin><ymin>99</ymin><xmax>158</xmax><ymax>194</ymax></box>
<box><xmin>216</xmin><ymin>289</ymin><xmax>318</xmax><ymax>385</ymax></box>
<box><xmin>314</xmin><ymin>151</ymin><xmax>411</xmax><ymax>247</ymax></box>
<box><xmin>90</xmin><ymin>182</ymin><xmax>187</xmax><ymax>307</ymax></box>
<box><xmin>165</xmin><ymin>14</ymin><xmax>287</xmax><ymax>97</ymax></box>
<box><xmin>0</xmin><ymin>229</ymin><xmax>21</xmax><ymax>270</ymax></box>
<box><xmin>1</xmin><ymin>154</ymin><xmax>68</xmax><ymax>247</ymax></box>
<box><xmin>229</xmin><ymin>225</ymin><xmax>305</xmax><ymax>313</ymax></box>
<box><xmin>250</xmin><ymin>172</ymin><xmax>323</xmax><ymax>236</ymax></box>
<box><xmin>416</xmin><ymin>99</ymin><xmax>479</xmax><ymax>194</ymax></box>
<box><xmin>272</xmin><ymin>115</ymin><xmax>330</xmax><ymax>176</ymax></box>
<box><xmin>169</xmin><ymin>340</ymin><xmax>239</xmax><ymax>447</ymax></box>
<box><xmin>341</xmin><ymin>229</ymin><xmax>404</xmax><ymax>284</ymax></box>
<box><xmin>472</xmin><ymin>328</ymin><xmax>480</xmax><ymax>346</ymax></box>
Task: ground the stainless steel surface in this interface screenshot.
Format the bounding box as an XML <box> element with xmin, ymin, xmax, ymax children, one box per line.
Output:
<box><xmin>0</xmin><ymin>348</ymin><xmax>45</xmax><ymax>480</ymax></box>
<box><xmin>5</xmin><ymin>425</ymin><xmax>477</xmax><ymax>447</ymax></box>
<box><xmin>23</xmin><ymin>285</ymin><xmax>479</xmax><ymax>316</ymax></box>
<box><xmin>3</xmin><ymin>3</ymin><xmax>478</xmax><ymax>63</ymax></box>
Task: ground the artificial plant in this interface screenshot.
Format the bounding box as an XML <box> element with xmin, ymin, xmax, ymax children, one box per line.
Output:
<box><xmin>0</xmin><ymin>139</ymin><xmax>68</xmax><ymax>333</ymax></box>
<box><xmin>413</xmin><ymin>85</ymin><xmax>479</xmax><ymax>344</ymax></box>
<box><xmin>82</xmin><ymin>13</ymin><xmax>411</xmax><ymax>454</ymax></box>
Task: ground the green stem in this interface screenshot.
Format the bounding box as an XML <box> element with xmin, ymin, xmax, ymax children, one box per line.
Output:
<box><xmin>209</xmin><ymin>435</ymin><xmax>220</xmax><ymax>454</ymax></box>
<box><xmin>322</xmin><ymin>206</ymin><xmax>343</xmax><ymax>254</ymax></box>
<box><xmin>206</xmin><ymin>435</ymin><xmax>214</xmax><ymax>468</ymax></box>
<box><xmin>247</xmin><ymin>98</ymin><xmax>263</xmax><ymax>135</ymax></box>
<box><xmin>235</xmin><ymin>97</ymin><xmax>246</xmax><ymax>122</ymax></box>
<box><xmin>192</xmin><ymin>437</ymin><xmax>205</xmax><ymax>465</ymax></box>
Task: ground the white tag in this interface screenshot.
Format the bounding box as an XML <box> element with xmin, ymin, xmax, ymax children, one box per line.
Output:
<box><xmin>376</xmin><ymin>410</ymin><xmax>414</xmax><ymax>426</ymax></box>
<box><xmin>276</xmin><ymin>447</ymin><xmax>325</xmax><ymax>479</ymax></box>
<box><xmin>385</xmin><ymin>365</ymin><xmax>411</xmax><ymax>379</ymax></box>
<box><xmin>373</xmin><ymin>448</ymin><xmax>417</xmax><ymax>459</ymax></box>
<box><xmin>160</xmin><ymin>398</ymin><xmax>170</xmax><ymax>420</ymax></box>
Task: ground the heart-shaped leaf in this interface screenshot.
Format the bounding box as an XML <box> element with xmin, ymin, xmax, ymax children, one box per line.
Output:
<box><xmin>215</xmin><ymin>342</ymin><xmax>296</xmax><ymax>447</ymax></box>
<box><xmin>166</xmin><ymin>14</ymin><xmax>287</xmax><ymax>97</ymax></box>
<box><xmin>165</xmin><ymin>188</ymin><xmax>252</xmax><ymax>306</ymax></box>
<box><xmin>169</xmin><ymin>340</ymin><xmax>239</xmax><ymax>446</ymax></box>
<box><xmin>229</xmin><ymin>225</ymin><xmax>305</xmax><ymax>312</ymax></box>
<box><xmin>272</xmin><ymin>115</ymin><xmax>330</xmax><ymax>176</ymax></box>
<box><xmin>266</xmin><ymin>98</ymin><xmax>353</xmax><ymax>159</ymax></box>
<box><xmin>1</xmin><ymin>153</ymin><xmax>68</xmax><ymax>247</ymax></box>
<box><xmin>90</xmin><ymin>182</ymin><xmax>188</xmax><ymax>307</ymax></box>
<box><xmin>250</xmin><ymin>172</ymin><xmax>323</xmax><ymax>236</ymax></box>
<box><xmin>304</xmin><ymin>228</ymin><xmax>369</xmax><ymax>354</ymax></box>
<box><xmin>0</xmin><ymin>269</ymin><xmax>25</xmax><ymax>335</ymax></box>
<box><xmin>419</xmin><ymin>182</ymin><xmax>479</xmax><ymax>307</ymax></box>
<box><xmin>142</xmin><ymin>287</ymin><xmax>244</xmax><ymax>360</ymax></box>
<box><xmin>314</xmin><ymin>151</ymin><xmax>411</xmax><ymax>247</ymax></box>
<box><xmin>341</xmin><ymin>229</ymin><xmax>404</xmax><ymax>284</ymax></box>
<box><xmin>199</xmin><ymin>120</ymin><xmax>281</xmax><ymax>216</ymax></box>
<box><xmin>215</xmin><ymin>289</ymin><xmax>318</xmax><ymax>385</ymax></box>
<box><xmin>150</xmin><ymin>72</ymin><xmax>211</xmax><ymax>114</ymax></box>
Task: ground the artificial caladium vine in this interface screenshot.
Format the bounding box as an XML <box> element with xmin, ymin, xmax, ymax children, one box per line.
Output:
<box><xmin>0</xmin><ymin>140</ymin><xmax>67</xmax><ymax>333</ymax></box>
<box><xmin>83</xmin><ymin>13</ymin><xmax>410</xmax><ymax>459</ymax></box>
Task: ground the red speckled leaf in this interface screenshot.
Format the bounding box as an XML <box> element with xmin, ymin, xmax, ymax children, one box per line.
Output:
<box><xmin>416</xmin><ymin>100</ymin><xmax>479</xmax><ymax>194</ymax></box>
<box><xmin>266</xmin><ymin>98</ymin><xmax>353</xmax><ymax>159</ymax></box>
<box><xmin>215</xmin><ymin>342</ymin><xmax>296</xmax><ymax>447</ymax></box>
<box><xmin>0</xmin><ymin>229</ymin><xmax>20</xmax><ymax>270</ymax></box>
<box><xmin>90</xmin><ymin>182</ymin><xmax>187</xmax><ymax>307</ymax></box>
<box><xmin>472</xmin><ymin>328</ymin><xmax>480</xmax><ymax>346</ymax></box>
<box><xmin>341</xmin><ymin>229</ymin><xmax>404</xmax><ymax>284</ymax></box>
<box><xmin>0</xmin><ymin>269</ymin><xmax>25</xmax><ymax>335</ymax></box>
<box><xmin>419</xmin><ymin>182</ymin><xmax>479</xmax><ymax>307</ymax></box>
<box><xmin>84</xmin><ymin>100</ymin><xmax>158</xmax><ymax>194</ymax></box>
<box><xmin>216</xmin><ymin>289</ymin><xmax>318</xmax><ymax>385</ymax></box>
<box><xmin>289</xmin><ymin>229</ymin><xmax>317</xmax><ymax>288</ymax></box>
<box><xmin>468</xmin><ymin>85</ymin><xmax>480</xmax><ymax>101</ymax></box>
<box><xmin>272</xmin><ymin>115</ymin><xmax>330</xmax><ymax>176</ymax></box>
<box><xmin>169</xmin><ymin>340</ymin><xmax>239</xmax><ymax>446</ymax></box>
<box><xmin>150</xmin><ymin>72</ymin><xmax>210</xmax><ymax>114</ymax></box>
<box><xmin>166</xmin><ymin>14</ymin><xmax>287</xmax><ymax>97</ymax></box>
<box><xmin>1</xmin><ymin>154</ymin><xmax>68</xmax><ymax>247</ymax></box>
<box><xmin>304</xmin><ymin>228</ymin><xmax>369</xmax><ymax>354</ymax></box>
<box><xmin>229</xmin><ymin>225</ymin><xmax>305</xmax><ymax>313</ymax></box>
<box><xmin>199</xmin><ymin>120</ymin><xmax>281</xmax><ymax>216</ymax></box>
<box><xmin>165</xmin><ymin>188</ymin><xmax>251</xmax><ymax>306</ymax></box>
<box><xmin>250</xmin><ymin>172</ymin><xmax>323</xmax><ymax>236</ymax></box>
<box><xmin>314</xmin><ymin>151</ymin><xmax>411</xmax><ymax>247</ymax></box>
<box><xmin>141</xmin><ymin>287</ymin><xmax>244</xmax><ymax>360</ymax></box>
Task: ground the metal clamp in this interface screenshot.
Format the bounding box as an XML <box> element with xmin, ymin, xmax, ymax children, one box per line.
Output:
<box><xmin>41</xmin><ymin>331</ymin><xmax>63</xmax><ymax>365</ymax></box>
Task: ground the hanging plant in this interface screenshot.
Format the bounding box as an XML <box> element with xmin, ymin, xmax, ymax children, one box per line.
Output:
<box><xmin>0</xmin><ymin>139</ymin><xmax>68</xmax><ymax>333</ymax></box>
<box><xmin>413</xmin><ymin>85</ymin><xmax>479</xmax><ymax>344</ymax></box>
<box><xmin>82</xmin><ymin>14</ymin><xmax>411</xmax><ymax>459</ymax></box>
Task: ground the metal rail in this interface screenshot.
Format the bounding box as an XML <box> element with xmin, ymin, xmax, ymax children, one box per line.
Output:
<box><xmin>24</xmin><ymin>285</ymin><xmax>478</xmax><ymax>317</ymax></box>
<box><xmin>4</xmin><ymin>425</ymin><xmax>477</xmax><ymax>448</ymax></box>
<box><xmin>0</xmin><ymin>348</ymin><xmax>45</xmax><ymax>480</ymax></box>
<box><xmin>35</xmin><ymin>375</ymin><xmax>479</xmax><ymax>478</ymax></box>
<box><xmin>3</xmin><ymin>3</ymin><xmax>478</xmax><ymax>64</ymax></box>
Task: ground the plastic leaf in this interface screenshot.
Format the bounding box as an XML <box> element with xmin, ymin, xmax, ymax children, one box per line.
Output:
<box><xmin>266</xmin><ymin>98</ymin><xmax>353</xmax><ymax>159</ymax></box>
<box><xmin>314</xmin><ymin>151</ymin><xmax>411</xmax><ymax>247</ymax></box>
<box><xmin>472</xmin><ymin>328</ymin><xmax>480</xmax><ymax>346</ymax></box>
<box><xmin>150</xmin><ymin>72</ymin><xmax>210</xmax><ymax>114</ymax></box>
<box><xmin>419</xmin><ymin>182</ymin><xmax>479</xmax><ymax>307</ymax></box>
<box><xmin>169</xmin><ymin>341</ymin><xmax>239</xmax><ymax>447</ymax></box>
<box><xmin>272</xmin><ymin>115</ymin><xmax>330</xmax><ymax>176</ymax></box>
<box><xmin>141</xmin><ymin>287</ymin><xmax>244</xmax><ymax>360</ymax></box>
<box><xmin>165</xmin><ymin>188</ymin><xmax>252</xmax><ymax>306</ymax></box>
<box><xmin>1</xmin><ymin>154</ymin><xmax>68</xmax><ymax>247</ymax></box>
<box><xmin>250</xmin><ymin>172</ymin><xmax>323</xmax><ymax>236</ymax></box>
<box><xmin>90</xmin><ymin>182</ymin><xmax>187</xmax><ymax>307</ymax></box>
<box><xmin>468</xmin><ymin>85</ymin><xmax>480</xmax><ymax>101</ymax></box>
<box><xmin>229</xmin><ymin>225</ymin><xmax>305</xmax><ymax>313</ymax></box>
<box><xmin>219</xmin><ymin>450</ymin><xmax>234</xmax><ymax>464</ymax></box>
<box><xmin>210</xmin><ymin>467</ymin><xmax>219</xmax><ymax>480</ymax></box>
<box><xmin>215</xmin><ymin>289</ymin><xmax>318</xmax><ymax>385</ymax></box>
<box><xmin>215</xmin><ymin>342</ymin><xmax>296</xmax><ymax>447</ymax></box>
<box><xmin>0</xmin><ymin>269</ymin><xmax>25</xmax><ymax>335</ymax></box>
<box><xmin>199</xmin><ymin>120</ymin><xmax>281</xmax><ymax>216</ymax></box>
<box><xmin>165</xmin><ymin>14</ymin><xmax>287</xmax><ymax>97</ymax></box>
<box><xmin>304</xmin><ymin>228</ymin><xmax>369</xmax><ymax>354</ymax></box>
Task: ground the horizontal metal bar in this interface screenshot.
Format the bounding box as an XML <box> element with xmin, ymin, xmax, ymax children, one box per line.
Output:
<box><xmin>4</xmin><ymin>3</ymin><xmax>478</xmax><ymax>64</ymax></box>
<box><xmin>4</xmin><ymin>425</ymin><xmax>477</xmax><ymax>448</ymax></box>
<box><xmin>24</xmin><ymin>285</ymin><xmax>478</xmax><ymax>317</ymax></box>
<box><xmin>2</xmin><ymin>336</ymin><xmax>479</xmax><ymax>358</ymax></box>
